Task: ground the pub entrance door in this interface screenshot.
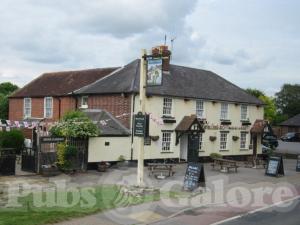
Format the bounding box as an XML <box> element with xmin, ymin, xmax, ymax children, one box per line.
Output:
<box><xmin>187</xmin><ymin>133</ymin><xmax>200</xmax><ymax>162</ymax></box>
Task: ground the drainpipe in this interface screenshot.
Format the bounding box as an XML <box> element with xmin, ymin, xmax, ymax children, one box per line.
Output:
<box><xmin>57</xmin><ymin>97</ymin><xmax>62</xmax><ymax>120</ymax></box>
<box><xmin>130</xmin><ymin>93</ymin><xmax>136</xmax><ymax>161</ymax></box>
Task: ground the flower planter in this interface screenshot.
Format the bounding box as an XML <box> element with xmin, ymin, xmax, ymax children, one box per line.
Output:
<box><xmin>41</xmin><ymin>165</ymin><xmax>60</xmax><ymax>177</ymax></box>
<box><xmin>232</xmin><ymin>136</ymin><xmax>239</xmax><ymax>141</ymax></box>
<box><xmin>209</xmin><ymin>136</ymin><xmax>217</xmax><ymax>142</ymax></box>
<box><xmin>150</xmin><ymin>136</ymin><xmax>159</xmax><ymax>141</ymax></box>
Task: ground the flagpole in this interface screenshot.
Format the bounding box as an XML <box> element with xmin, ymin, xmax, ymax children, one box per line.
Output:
<box><xmin>137</xmin><ymin>49</ymin><xmax>147</xmax><ymax>187</ymax></box>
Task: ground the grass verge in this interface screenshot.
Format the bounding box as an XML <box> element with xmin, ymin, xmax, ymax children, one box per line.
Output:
<box><xmin>0</xmin><ymin>185</ymin><xmax>160</xmax><ymax>225</ymax></box>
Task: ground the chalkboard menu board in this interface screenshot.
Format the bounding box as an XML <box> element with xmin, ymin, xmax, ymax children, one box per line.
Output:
<box><xmin>296</xmin><ymin>155</ymin><xmax>300</xmax><ymax>172</ymax></box>
<box><xmin>183</xmin><ymin>162</ymin><xmax>205</xmax><ymax>191</ymax></box>
<box><xmin>134</xmin><ymin>112</ymin><xmax>146</xmax><ymax>137</ymax></box>
<box><xmin>265</xmin><ymin>156</ymin><xmax>284</xmax><ymax>177</ymax></box>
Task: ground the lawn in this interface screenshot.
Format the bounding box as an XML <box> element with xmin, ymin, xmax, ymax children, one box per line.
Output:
<box><xmin>0</xmin><ymin>185</ymin><xmax>161</xmax><ymax>225</ymax></box>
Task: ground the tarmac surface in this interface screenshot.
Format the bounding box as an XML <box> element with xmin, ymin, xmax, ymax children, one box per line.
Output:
<box><xmin>218</xmin><ymin>197</ymin><xmax>300</xmax><ymax>225</ymax></box>
<box><xmin>276</xmin><ymin>140</ymin><xmax>300</xmax><ymax>155</ymax></box>
<box><xmin>1</xmin><ymin>159</ymin><xmax>300</xmax><ymax>225</ymax></box>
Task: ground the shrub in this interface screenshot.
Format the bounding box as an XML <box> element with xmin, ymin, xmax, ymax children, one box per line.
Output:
<box><xmin>0</xmin><ymin>130</ymin><xmax>24</xmax><ymax>154</ymax></box>
<box><xmin>50</xmin><ymin>110</ymin><xmax>99</xmax><ymax>138</ymax></box>
<box><xmin>210</xmin><ymin>153</ymin><xmax>222</xmax><ymax>159</ymax></box>
<box><xmin>56</xmin><ymin>143</ymin><xmax>77</xmax><ymax>170</ymax></box>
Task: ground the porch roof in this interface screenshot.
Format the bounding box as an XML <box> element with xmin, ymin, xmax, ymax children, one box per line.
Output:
<box><xmin>250</xmin><ymin>119</ymin><xmax>268</xmax><ymax>134</ymax></box>
<box><xmin>175</xmin><ymin>115</ymin><xmax>204</xmax><ymax>132</ymax></box>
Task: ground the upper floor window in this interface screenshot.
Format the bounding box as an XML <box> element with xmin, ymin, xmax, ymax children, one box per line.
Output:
<box><xmin>162</xmin><ymin>131</ymin><xmax>172</xmax><ymax>152</ymax></box>
<box><xmin>23</xmin><ymin>98</ymin><xmax>31</xmax><ymax>118</ymax></box>
<box><xmin>196</xmin><ymin>100</ymin><xmax>204</xmax><ymax>118</ymax></box>
<box><xmin>241</xmin><ymin>105</ymin><xmax>248</xmax><ymax>121</ymax></box>
<box><xmin>80</xmin><ymin>96</ymin><xmax>88</xmax><ymax>108</ymax></box>
<box><xmin>163</xmin><ymin>98</ymin><xmax>172</xmax><ymax>116</ymax></box>
<box><xmin>220</xmin><ymin>131</ymin><xmax>228</xmax><ymax>150</ymax></box>
<box><xmin>220</xmin><ymin>103</ymin><xmax>229</xmax><ymax>120</ymax></box>
<box><xmin>44</xmin><ymin>97</ymin><xmax>53</xmax><ymax>118</ymax></box>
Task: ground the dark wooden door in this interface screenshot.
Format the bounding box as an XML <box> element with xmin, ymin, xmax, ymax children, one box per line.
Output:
<box><xmin>21</xmin><ymin>129</ymin><xmax>37</xmax><ymax>173</ymax></box>
<box><xmin>188</xmin><ymin>134</ymin><xmax>200</xmax><ymax>162</ymax></box>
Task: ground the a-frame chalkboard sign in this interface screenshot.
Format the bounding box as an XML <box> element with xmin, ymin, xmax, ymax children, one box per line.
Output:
<box><xmin>183</xmin><ymin>162</ymin><xmax>205</xmax><ymax>191</ymax></box>
<box><xmin>265</xmin><ymin>156</ymin><xmax>284</xmax><ymax>177</ymax></box>
<box><xmin>296</xmin><ymin>155</ymin><xmax>300</xmax><ymax>172</ymax></box>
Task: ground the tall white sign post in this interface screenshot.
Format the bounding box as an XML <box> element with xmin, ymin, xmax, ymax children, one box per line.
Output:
<box><xmin>137</xmin><ymin>49</ymin><xmax>147</xmax><ymax>186</ymax></box>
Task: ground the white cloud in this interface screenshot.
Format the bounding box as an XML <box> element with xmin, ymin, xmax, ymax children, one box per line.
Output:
<box><xmin>0</xmin><ymin>0</ymin><xmax>299</xmax><ymax>96</ymax></box>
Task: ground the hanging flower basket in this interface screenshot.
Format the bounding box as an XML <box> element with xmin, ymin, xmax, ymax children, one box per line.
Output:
<box><xmin>232</xmin><ymin>136</ymin><xmax>239</xmax><ymax>141</ymax></box>
<box><xmin>209</xmin><ymin>136</ymin><xmax>217</xmax><ymax>142</ymax></box>
<box><xmin>150</xmin><ymin>136</ymin><xmax>159</xmax><ymax>141</ymax></box>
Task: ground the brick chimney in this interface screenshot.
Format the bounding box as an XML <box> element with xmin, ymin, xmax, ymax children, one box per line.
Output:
<box><xmin>151</xmin><ymin>45</ymin><xmax>171</xmax><ymax>72</ymax></box>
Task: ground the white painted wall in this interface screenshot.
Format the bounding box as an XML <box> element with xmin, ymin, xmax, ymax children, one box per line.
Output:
<box><xmin>88</xmin><ymin>137</ymin><xmax>131</xmax><ymax>162</ymax></box>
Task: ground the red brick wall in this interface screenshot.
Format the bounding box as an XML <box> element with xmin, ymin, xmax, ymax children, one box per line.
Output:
<box><xmin>9</xmin><ymin>97</ymin><xmax>76</xmax><ymax>121</ymax></box>
<box><xmin>86</xmin><ymin>95</ymin><xmax>132</xmax><ymax>128</ymax></box>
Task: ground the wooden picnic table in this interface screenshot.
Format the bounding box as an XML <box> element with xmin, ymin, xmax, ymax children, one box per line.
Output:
<box><xmin>147</xmin><ymin>163</ymin><xmax>176</xmax><ymax>177</ymax></box>
<box><xmin>211</xmin><ymin>158</ymin><xmax>239</xmax><ymax>173</ymax></box>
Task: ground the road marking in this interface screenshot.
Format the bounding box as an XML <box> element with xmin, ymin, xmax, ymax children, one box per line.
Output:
<box><xmin>210</xmin><ymin>195</ymin><xmax>300</xmax><ymax>225</ymax></box>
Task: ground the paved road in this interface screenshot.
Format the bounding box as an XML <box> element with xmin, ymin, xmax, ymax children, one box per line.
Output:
<box><xmin>219</xmin><ymin>198</ymin><xmax>300</xmax><ymax>225</ymax></box>
<box><xmin>276</xmin><ymin>140</ymin><xmax>300</xmax><ymax>155</ymax></box>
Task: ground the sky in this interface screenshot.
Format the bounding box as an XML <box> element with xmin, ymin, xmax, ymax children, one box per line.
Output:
<box><xmin>0</xmin><ymin>0</ymin><xmax>299</xmax><ymax>96</ymax></box>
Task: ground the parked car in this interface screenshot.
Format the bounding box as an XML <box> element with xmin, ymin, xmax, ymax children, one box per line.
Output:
<box><xmin>280</xmin><ymin>132</ymin><xmax>300</xmax><ymax>142</ymax></box>
<box><xmin>262</xmin><ymin>134</ymin><xmax>278</xmax><ymax>148</ymax></box>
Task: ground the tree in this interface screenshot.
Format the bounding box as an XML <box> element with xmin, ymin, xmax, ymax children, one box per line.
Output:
<box><xmin>275</xmin><ymin>84</ymin><xmax>300</xmax><ymax>118</ymax></box>
<box><xmin>0</xmin><ymin>82</ymin><xmax>19</xmax><ymax>119</ymax></box>
<box><xmin>0</xmin><ymin>82</ymin><xmax>19</xmax><ymax>96</ymax></box>
<box><xmin>258</xmin><ymin>95</ymin><xmax>276</xmax><ymax>123</ymax></box>
<box><xmin>245</xmin><ymin>88</ymin><xmax>265</xmax><ymax>99</ymax></box>
<box><xmin>245</xmin><ymin>88</ymin><xmax>277</xmax><ymax>124</ymax></box>
<box><xmin>0</xmin><ymin>94</ymin><xmax>9</xmax><ymax>119</ymax></box>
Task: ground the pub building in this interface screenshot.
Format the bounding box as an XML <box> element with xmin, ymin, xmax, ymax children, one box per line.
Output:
<box><xmin>9</xmin><ymin>46</ymin><xmax>265</xmax><ymax>164</ymax></box>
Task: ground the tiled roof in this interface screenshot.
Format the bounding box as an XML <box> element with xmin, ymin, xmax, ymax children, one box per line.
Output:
<box><xmin>10</xmin><ymin>67</ymin><xmax>118</xmax><ymax>98</ymax></box>
<box><xmin>175</xmin><ymin>115</ymin><xmax>204</xmax><ymax>132</ymax></box>
<box><xmin>83</xmin><ymin>109</ymin><xmax>130</xmax><ymax>136</ymax></box>
<box><xmin>75</xmin><ymin>59</ymin><xmax>264</xmax><ymax>105</ymax></box>
<box><xmin>280</xmin><ymin>114</ymin><xmax>300</xmax><ymax>127</ymax></box>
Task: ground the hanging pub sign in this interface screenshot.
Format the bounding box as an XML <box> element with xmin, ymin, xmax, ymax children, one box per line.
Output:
<box><xmin>183</xmin><ymin>162</ymin><xmax>205</xmax><ymax>191</ymax></box>
<box><xmin>296</xmin><ymin>155</ymin><xmax>300</xmax><ymax>172</ymax></box>
<box><xmin>134</xmin><ymin>112</ymin><xmax>146</xmax><ymax>137</ymax></box>
<box><xmin>265</xmin><ymin>156</ymin><xmax>284</xmax><ymax>177</ymax></box>
<box><xmin>147</xmin><ymin>58</ymin><xmax>163</xmax><ymax>86</ymax></box>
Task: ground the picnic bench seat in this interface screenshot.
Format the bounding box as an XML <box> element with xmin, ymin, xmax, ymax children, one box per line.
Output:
<box><xmin>148</xmin><ymin>163</ymin><xmax>176</xmax><ymax>177</ymax></box>
<box><xmin>211</xmin><ymin>158</ymin><xmax>239</xmax><ymax>173</ymax></box>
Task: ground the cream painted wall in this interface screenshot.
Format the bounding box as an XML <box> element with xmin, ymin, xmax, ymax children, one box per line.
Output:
<box><xmin>88</xmin><ymin>95</ymin><xmax>264</xmax><ymax>162</ymax></box>
<box><xmin>132</xmin><ymin>95</ymin><xmax>264</xmax><ymax>159</ymax></box>
<box><xmin>88</xmin><ymin>137</ymin><xmax>131</xmax><ymax>162</ymax></box>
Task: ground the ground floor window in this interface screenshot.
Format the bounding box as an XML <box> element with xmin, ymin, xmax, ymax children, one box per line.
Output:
<box><xmin>162</xmin><ymin>131</ymin><xmax>172</xmax><ymax>152</ymax></box>
<box><xmin>240</xmin><ymin>132</ymin><xmax>247</xmax><ymax>149</ymax></box>
<box><xmin>220</xmin><ymin>131</ymin><xmax>228</xmax><ymax>150</ymax></box>
<box><xmin>199</xmin><ymin>133</ymin><xmax>203</xmax><ymax>151</ymax></box>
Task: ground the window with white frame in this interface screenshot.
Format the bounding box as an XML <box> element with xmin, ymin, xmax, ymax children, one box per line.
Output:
<box><xmin>44</xmin><ymin>97</ymin><xmax>53</xmax><ymax>118</ymax></box>
<box><xmin>23</xmin><ymin>98</ymin><xmax>31</xmax><ymax>118</ymax></box>
<box><xmin>81</xmin><ymin>96</ymin><xmax>88</xmax><ymax>108</ymax></box>
<box><xmin>162</xmin><ymin>131</ymin><xmax>172</xmax><ymax>151</ymax></box>
<box><xmin>196</xmin><ymin>100</ymin><xmax>204</xmax><ymax>118</ymax></box>
<box><xmin>240</xmin><ymin>132</ymin><xmax>247</xmax><ymax>149</ymax></box>
<box><xmin>220</xmin><ymin>132</ymin><xmax>228</xmax><ymax>150</ymax></box>
<box><xmin>241</xmin><ymin>105</ymin><xmax>248</xmax><ymax>121</ymax></box>
<box><xmin>220</xmin><ymin>103</ymin><xmax>228</xmax><ymax>120</ymax></box>
<box><xmin>199</xmin><ymin>133</ymin><xmax>203</xmax><ymax>151</ymax></box>
<box><xmin>163</xmin><ymin>98</ymin><xmax>172</xmax><ymax>116</ymax></box>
